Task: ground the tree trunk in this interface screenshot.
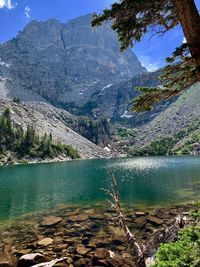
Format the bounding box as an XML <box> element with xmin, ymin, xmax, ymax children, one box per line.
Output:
<box><xmin>172</xmin><ymin>0</ymin><xmax>200</xmax><ymax>71</ymax></box>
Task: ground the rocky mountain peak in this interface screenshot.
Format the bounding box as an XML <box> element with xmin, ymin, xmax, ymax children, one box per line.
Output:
<box><xmin>0</xmin><ymin>14</ymin><xmax>147</xmax><ymax>117</ymax></box>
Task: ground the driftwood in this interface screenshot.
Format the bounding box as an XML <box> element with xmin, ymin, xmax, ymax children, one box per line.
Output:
<box><xmin>31</xmin><ymin>257</ymin><xmax>67</xmax><ymax>267</ymax></box>
<box><xmin>103</xmin><ymin>173</ymin><xmax>190</xmax><ymax>267</ymax></box>
<box><xmin>103</xmin><ymin>173</ymin><xmax>146</xmax><ymax>266</ymax></box>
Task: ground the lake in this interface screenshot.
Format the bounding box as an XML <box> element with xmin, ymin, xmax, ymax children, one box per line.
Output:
<box><xmin>0</xmin><ymin>156</ymin><xmax>200</xmax><ymax>222</ymax></box>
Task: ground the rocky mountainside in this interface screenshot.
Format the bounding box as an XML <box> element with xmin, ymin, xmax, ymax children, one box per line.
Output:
<box><xmin>0</xmin><ymin>98</ymin><xmax>110</xmax><ymax>159</ymax></box>
<box><xmin>124</xmin><ymin>82</ymin><xmax>200</xmax><ymax>155</ymax></box>
<box><xmin>0</xmin><ymin>14</ymin><xmax>147</xmax><ymax>119</ymax></box>
<box><xmin>1</xmin><ymin>13</ymin><xmax>200</xmax><ymax>156</ymax></box>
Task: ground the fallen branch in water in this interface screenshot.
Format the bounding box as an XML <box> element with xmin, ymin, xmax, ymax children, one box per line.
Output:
<box><xmin>102</xmin><ymin>172</ymin><xmax>146</xmax><ymax>266</ymax></box>
<box><xmin>103</xmin><ymin>173</ymin><xmax>191</xmax><ymax>267</ymax></box>
<box><xmin>31</xmin><ymin>257</ymin><xmax>67</xmax><ymax>267</ymax></box>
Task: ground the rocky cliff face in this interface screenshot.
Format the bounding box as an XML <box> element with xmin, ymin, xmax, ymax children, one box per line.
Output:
<box><xmin>0</xmin><ymin>14</ymin><xmax>146</xmax><ymax>118</ymax></box>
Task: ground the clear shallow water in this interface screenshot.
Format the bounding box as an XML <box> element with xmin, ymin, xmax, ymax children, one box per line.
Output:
<box><xmin>0</xmin><ymin>156</ymin><xmax>200</xmax><ymax>222</ymax></box>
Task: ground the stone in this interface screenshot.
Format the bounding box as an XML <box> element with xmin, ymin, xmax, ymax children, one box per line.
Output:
<box><xmin>74</xmin><ymin>258</ymin><xmax>88</xmax><ymax>267</ymax></box>
<box><xmin>147</xmin><ymin>216</ymin><xmax>164</xmax><ymax>226</ymax></box>
<box><xmin>135</xmin><ymin>211</ymin><xmax>148</xmax><ymax>217</ymax></box>
<box><xmin>76</xmin><ymin>245</ymin><xmax>91</xmax><ymax>255</ymax></box>
<box><xmin>17</xmin><ymin>253</ymin><xmax>46</xmax><ymax>267</ymax></box>
<box><xmin>94</xmin><ymin>248</ymin><xmax>108</xmax><ymax>259</ymax></box>
<box><xmin>37</xmin><ymin>238</ymin><xmax>53</xmax><ymax>246</ymax></box>
<box><xmin>66</xmin><ymin>257</ymin><xmax>73</xmax><ymax>264</ymax></box>
<box><xmin>17</xmin><ymin>250</ymin><xmax>32</xmax><ymax>255</ymax></box>
<box><xmin>53</xmin><ymin>237</ymin><xmax>63</xmax><ymax>245</ymax></box>
<box><xmin>40</xmin><ymin>216</ymin><xmax>62</xmax><ymax>227</ymax></box>
<box><xmin>134</xmin><ymin>217</ymin><xmax>147</xmax><ymax>229</ymax></box>
<box><xmin>68</xmin><ymin>214</ymin><xmax>89</xmax><ymax>222</ymax></box>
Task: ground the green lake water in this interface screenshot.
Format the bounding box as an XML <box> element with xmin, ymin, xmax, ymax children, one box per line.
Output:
<box><xmin>0</xmin><ymin>156</ymin><xmax>200</xmax><ymax>222</ymax></box>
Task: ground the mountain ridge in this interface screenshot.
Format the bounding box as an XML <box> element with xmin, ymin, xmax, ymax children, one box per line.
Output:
<box><xmin>0</xmin><ymin>14</ymin><xmax>146</xmax><ymax>117</ymax></box>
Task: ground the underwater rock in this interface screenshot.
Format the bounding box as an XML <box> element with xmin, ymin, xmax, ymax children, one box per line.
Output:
<box><xmin>147</xmin><ymin>216</ymin><xmax>163</xmax><ymax>226</ymax></box>
<box><xmin>37</xmin><ymin>238</ymin><xmax>53</xmax><ymax>247</ymax></box>
<box><xmin>17</xmin><ymin>253</ymin><xmax>47</xmax><ymax>267</ymax></box>
<box><xmin>40</xmin><ymin>217</ymin><xmax>62</xmax><ymax>227</ymax></box>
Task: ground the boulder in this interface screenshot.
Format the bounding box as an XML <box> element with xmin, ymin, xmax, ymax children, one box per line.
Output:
<box><xmin>134</xmin><ymin>217</ymin><xmax>147</xmax><ymax>229</ymax></box>
<box><xmin>147</xmin><ymin>216</ymin><xmax>164</xmax><ymax>226</ymax></box>
<box><xmin>135</xmin><ymin>211</ymin><xmax>148</xmax><ymax>217</ymax></box>
<box><xmin>37</xmin><ymin>238</ymin><xmax>53</xmax><ymax>246</ymax></box>
<box><xmin>17</xmin><ymin>253</ymin><xmax>46</xmax><ymax>267</ymax></box>
<box><xmin>76</xmin><ymin>245</ymin><xmax>91</xmax><ymax>255</ymax></box>
<box><xmin>94</xmin><ymin>248</ymin><xmax>108</xmax><ymax>259</ymax></box>
<box><xmin>40</xmin><ymin>216</ymin><xmax>62</xmax><ymax>227</ymax></box>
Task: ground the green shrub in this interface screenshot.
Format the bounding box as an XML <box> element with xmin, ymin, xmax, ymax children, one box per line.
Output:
<box><xmin>152</xmin><ymin>203</ymin><xmax>200</xmax><ymax>267</ymax></box>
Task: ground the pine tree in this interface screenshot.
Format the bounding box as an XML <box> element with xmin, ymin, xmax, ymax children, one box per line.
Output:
<box><xmin>92</xmin><ymin>0</ymin><xmax>200</xmax><ymax>111</ymax></box>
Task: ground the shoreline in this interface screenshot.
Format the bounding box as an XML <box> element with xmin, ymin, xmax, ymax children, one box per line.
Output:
<box><xmin>1</xmin><ymin>152</ymin><xmax>200</xmax><ymax>168</ymax></box>
<box><xmin>0</xmin><ymin>150</ymin><xmax>126</xmax><ymax>167</ymax></box>
<box><xmin>0</xmin><ymin>202</ymin><xmax>196</xmax><ymax>266</ymax></box>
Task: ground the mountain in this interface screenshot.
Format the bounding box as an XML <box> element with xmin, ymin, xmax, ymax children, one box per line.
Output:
<box><xmin>2</xmin><ymin>13</ymin><xmax>199</xmax><ymax>157</ymax></box>
<box><xmin>125</xmin><ymin>82</ymin><xmax>200</xmax><ymax>155</ymax></box>
<box><xmin>0</xmin><ymin>98</ymin><xmax>110</xmax><ymax>159</ymax></box>
<box><xmin>0</xmin><ymin>14</ymin><xmax>147</xmax><ymax>118</ymax></box>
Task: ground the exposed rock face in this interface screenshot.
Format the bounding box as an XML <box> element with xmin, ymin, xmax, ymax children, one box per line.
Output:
<box><xmin>135</xmin><ymin>82</ymin><xmax>200</xmax><ymax>148</ymax></box>
<box><xmin>0</xmin><ymin>14</ymin><xmax>146</xmax><ymax>119</ymax></box>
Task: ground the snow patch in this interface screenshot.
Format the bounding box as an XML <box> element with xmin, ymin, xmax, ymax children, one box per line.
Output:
<box><xmin>101</xmin><ymin>83</ymin><xmax>113</xmax><ymax>94</ymax></box>
<box><xmin>0</xmin><ymin>58</ymin><xmax>10</xmax><ymax>68</ymax></box>
<box><xmin>120</xmin><ymin>110</ymin><xmax>133</xmax><ymax>119</ymax></box>
<box><xmin>104</xmin><ymin>146</ymin><xmax>111</xmax><ymax>152</ymax></box>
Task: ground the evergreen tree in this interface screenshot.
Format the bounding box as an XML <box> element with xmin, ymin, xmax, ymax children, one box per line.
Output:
<box><xmin>92</xmin><ymin>0</ymin><xmax>200</xmax><ymax>111</ymax></box>
<box><xmin>0</xmin><ymin>108</ymin><xmax>80</xmax><ymax>160</ymax></box>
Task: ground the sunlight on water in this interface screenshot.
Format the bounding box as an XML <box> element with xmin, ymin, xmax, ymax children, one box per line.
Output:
<box><xmin>0</xmin><ymin>156</ymin><xmax>199</xmax><ymax>221</ymax></box>
<box><xmin>110</xmin><ymin>157</ymin><xmax>168</xmax><ymax>172</ymax></box>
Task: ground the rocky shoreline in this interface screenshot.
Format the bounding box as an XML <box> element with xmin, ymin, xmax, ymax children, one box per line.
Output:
<box><xmin>0</xmin><ymin>152</ymin><xmax>77</xmax><ymax>166</ymax></box>
<box><xmin>0</xmin><ymin>203</ymin><xmax>195</xmax><ymax>267</ymax></box>
<box><xmin>0</xmin><ymin>152</ymin><xmax>121</xmax><ymax>167</ymax></box>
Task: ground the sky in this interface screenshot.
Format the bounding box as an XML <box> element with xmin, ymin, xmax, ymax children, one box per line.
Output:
<box><xmin>0</xmin><ymin>0</ymin><xmax>199</xmax><ymax>71</ymax></box>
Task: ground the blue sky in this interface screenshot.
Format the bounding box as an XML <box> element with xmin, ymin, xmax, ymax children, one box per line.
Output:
<box><xmin>0</xmin><ymin>0</ymin><xmax>199</xmax><ymax>71</ymax></box>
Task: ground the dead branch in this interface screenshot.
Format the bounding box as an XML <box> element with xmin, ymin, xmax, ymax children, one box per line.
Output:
<box><xmin>147</xmin><ymin>213</ymin><xmax>191</xmax><ymax>256</ymax></box>
<box><xmin>103</xmin><ymin>173</ymin><xmax>146</xmax><ymax>267</ymax></box>
<box><xmin>31</xmin><ymin>257</ymin><xmax>67</xmax><ymax>267</ymax></box>
<box><xmin>103</xmin><ymin>173</ymin><xmax>194</xmax><ymax>267</ymax></box>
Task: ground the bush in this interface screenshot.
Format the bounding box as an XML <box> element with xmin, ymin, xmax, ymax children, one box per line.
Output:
<box><xmin>152</xmin><ymin>202</ymin><xmax>200</xmax><ymax>267</ymax></box>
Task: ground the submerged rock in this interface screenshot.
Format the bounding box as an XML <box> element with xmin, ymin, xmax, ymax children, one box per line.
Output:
<box><xmin>37</xmin><ymin>238</ymin><xmax>53</xmax><ymax>247</ymax></box>
<box><xmin>76</xmin><ymin>245</ymin><xmax>91</xmax><ymax>255</ymax></box>
<box><xmin>17</xmin><ymin>253</ymin><xmax>46</xmax><ymax>267</ymax></box>
<box><xmin>40</xmin><ymin>216</ymin><xmax>62</xmax><ymax>227</ymax></box>
<box><xmin>147</xmin><ymin>216</ymin><xmax>163</xmax><ymax>226</ymax></box>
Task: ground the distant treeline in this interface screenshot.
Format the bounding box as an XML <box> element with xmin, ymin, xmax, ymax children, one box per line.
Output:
<box><xmin>0</xmin><ymin>108</ymin><xmax>80</xmax><ymax>160</ymax></box>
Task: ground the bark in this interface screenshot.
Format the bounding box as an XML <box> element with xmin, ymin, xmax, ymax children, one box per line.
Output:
<box><xmin>172</xmin><ymin>0</ymin><xmax>200</xmax><ymax>72</ymax></box>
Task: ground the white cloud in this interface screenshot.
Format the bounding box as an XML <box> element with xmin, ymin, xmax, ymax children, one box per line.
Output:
<box><xmin>0</xmin><ymin>0</ymin><xmax>16</xmax><ymax>9</ymax></box>
<box><xmin>24</xmin><ymin>6</ymin><xmax>31</xmax><ymax>19</ymax></box>
<box><xmin>183</xmin><ymin>37</ymin><xmax>186</xmax><ymax>43</ymax></box>
<box><xmin>138</xmin><ymin>55</ymin><xmax>163</xmax><ymax>72</ymax></box>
